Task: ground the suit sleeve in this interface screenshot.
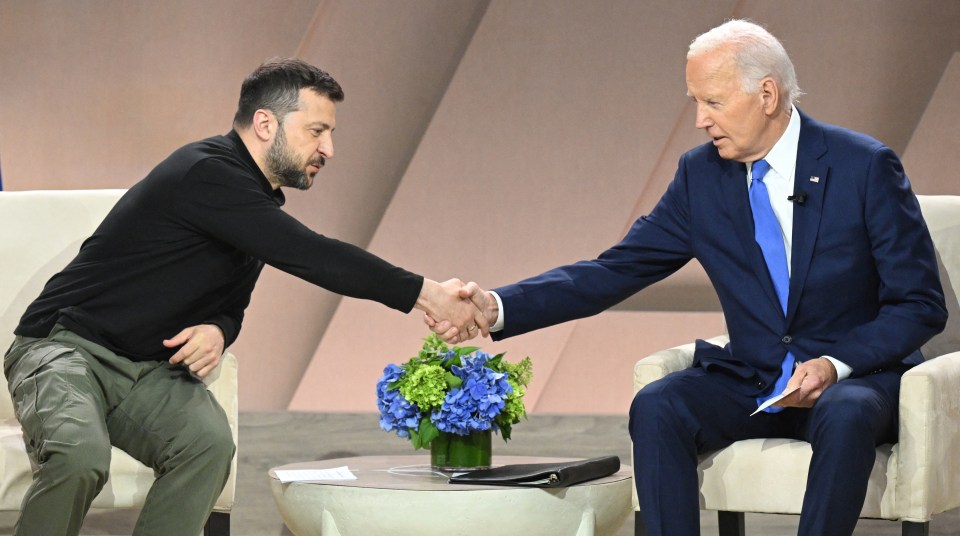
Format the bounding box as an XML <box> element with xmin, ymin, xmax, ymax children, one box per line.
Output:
<box><xmin>824</xmin><ymin>146</ymin><xmax>946</xmax><ymax>374</ymax></box>
<box><xmin>493</xmin><ymin>159</ymin><xmax>695</xmax><ymax>339</ymax></box>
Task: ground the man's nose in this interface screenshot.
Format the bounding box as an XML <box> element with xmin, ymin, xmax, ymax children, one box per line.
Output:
<box><xmin>694</xmin><ymin>105</ymin><xmax>713</xmax><ymax>129</ymax></box>
<box><xmin>318</xmin><ymin>138</ymin><xmax>333</xmax><ymax>159</ymax></box>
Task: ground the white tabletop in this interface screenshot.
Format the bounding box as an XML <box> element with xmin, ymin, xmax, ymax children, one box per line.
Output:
<box><xmin>269</xmin><ymin>454</ymin><xmax>632</xmax><ymax>491</ymax></box>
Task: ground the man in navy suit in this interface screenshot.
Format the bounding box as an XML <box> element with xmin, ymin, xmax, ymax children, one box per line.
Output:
<box><xmin>428</xmin><ymin>19</ymin><xmax>946</xmax><ymax>536</ymax></box>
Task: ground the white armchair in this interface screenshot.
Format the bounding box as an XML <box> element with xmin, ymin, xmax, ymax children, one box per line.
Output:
<box><xmin>0</xmin><ymin>190</ymin><xmax>238</xmax><ymax>536</ymax></box>
<box><xmin>632</xmin><ymin>195</ymin><xmax>960</xmax><ymax>536</ymax></box>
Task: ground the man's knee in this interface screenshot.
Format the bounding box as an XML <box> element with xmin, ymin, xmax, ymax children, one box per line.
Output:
<box><xmin>38</xmin><ymin>435</ymin><xmax>112</xmax><ymax>490</ymax></box>
<box><xmin>173</xmin><ymin>414</ymin><xmax>235</xmax><ymax>471</ymax></box>
<box><xmin>630</xmin><ymin>379</ymin><xmax>686</xmax><ymax>439</ymax></box>
<box><xmin>808</xmin><ymin>384</ymin><xmax>894</xmax><ymax>445</ymax></box>
<box><xmin>204</xmin><ymin>420</ymin><xmax>236</xmax><ymax>465</ymax></box>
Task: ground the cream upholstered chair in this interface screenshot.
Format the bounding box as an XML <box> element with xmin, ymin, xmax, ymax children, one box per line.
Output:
<box><xmin>631</xmin><ymin>195</ymin><xmax>960</xmax><ymax>536</ymax></box>
<box><xmin>0</xmin><ymin>190</ymin><xmax>238</xmax><ymax>536</ymax></box>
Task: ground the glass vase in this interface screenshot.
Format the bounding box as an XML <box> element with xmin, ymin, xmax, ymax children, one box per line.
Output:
<box><xmin>430</xmin><ymin>430</ymin><xmax>492</xmax><ymax>471</ymax></box>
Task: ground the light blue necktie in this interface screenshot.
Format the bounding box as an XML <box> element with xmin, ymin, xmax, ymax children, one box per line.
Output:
<box><xmin>750</xmin><ymin>159</ymin><xmax>795</xmax><ymax>413</ymax></box>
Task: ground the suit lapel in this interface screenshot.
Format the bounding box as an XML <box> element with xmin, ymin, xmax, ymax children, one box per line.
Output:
<box><xmin>786</xmin><ymin>112</ymin><xmax>829</xmax><ymax>324</ymax></box>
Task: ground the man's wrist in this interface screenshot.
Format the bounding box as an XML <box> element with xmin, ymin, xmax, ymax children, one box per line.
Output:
<box><xmin>489</xmin><ymin>291</ymin><xmax>505</xmax><ymax>332</ymax></box>
<box><xmin>822</xmin><ymin>355</ymin><xmax>851</xmax><ymax>381</ymax></box>
<box><xmin>414</xmin><ymin>278</ymin><xmax>438</xmax><ymax>313</ymax></box>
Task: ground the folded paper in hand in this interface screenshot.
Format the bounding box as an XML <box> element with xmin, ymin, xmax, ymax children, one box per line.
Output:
<box><xmin>750</xmin><ymin>386</ymin><xmax>800</xmax><ymax>416</ymax></box>
<box><xmin>448</xmin><ymin>455</ymin><xmax>620</xmax><ymax>487</ymax></box>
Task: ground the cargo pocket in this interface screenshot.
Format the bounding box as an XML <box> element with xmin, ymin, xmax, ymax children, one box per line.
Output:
<box><xmin>8</xmin><ymin>346</ymin><xmax>77</xmax><ymax>461</ymax></box>
<box><xmin>11</xmin><ymin>375</ymin><xmax>42</xmax><ymax>458</ymax></box>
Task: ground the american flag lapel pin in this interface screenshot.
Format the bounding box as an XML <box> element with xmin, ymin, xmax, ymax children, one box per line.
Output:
<box><xmin>809</xmin><ymin>176</ymin><xmax>820</xmax><ymax>183</ymax></box>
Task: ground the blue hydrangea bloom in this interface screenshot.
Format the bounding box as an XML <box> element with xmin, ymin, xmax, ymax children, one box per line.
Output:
<box><xmin>376</xmin><ymin>364</ymin><xmax>421</xmax><ymax>438</ymax></box>
<box><xmin>431</xmin><ymin>352</ymin><xmax>514</xmax><ymax>436</ymax></box>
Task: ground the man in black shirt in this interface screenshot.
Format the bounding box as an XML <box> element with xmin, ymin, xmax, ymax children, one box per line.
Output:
<box><xmin>5</xmin><ymin>58</ymin><xmax>485</xmax><ymax>536</ymax></box>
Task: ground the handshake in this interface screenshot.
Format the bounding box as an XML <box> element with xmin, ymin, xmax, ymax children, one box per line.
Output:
<box><xmin>416</xmin><ymin>278</ymin><xmax>498</xmax><ymax>344</ymax></box>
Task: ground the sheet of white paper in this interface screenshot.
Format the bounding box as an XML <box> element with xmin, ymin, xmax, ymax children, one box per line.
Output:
<box><xmin>275</xmin><ymin>466</ymin><xmax>357</xmax><ymax>483</ymax></box>
<box><xmin>750</xmin><ymin>386</ymin><xmax>800</xmax><ymax>416</ymax></box>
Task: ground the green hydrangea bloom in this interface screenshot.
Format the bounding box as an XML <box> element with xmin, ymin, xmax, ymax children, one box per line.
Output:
<box><xmin>500</xmin><ymin>381</ymin><xmax>527</xmax><ymax>425</ymax></box>
<box><xmin>398</xmin><ymin>364</ymin><xmax>447</xmax><ymax>410</ymax></box>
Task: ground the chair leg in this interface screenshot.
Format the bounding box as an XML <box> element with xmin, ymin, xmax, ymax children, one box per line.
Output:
<box><xmin>203</xmin><ymin>512</ymin><xmax>230</xmax><ymax>536</ymax></box>
<box><xmin>635</xmin><ymin>511</ymin><xmax>647</xmax><ymax>536</ymax></box>
<box><xmin>902</xmin><ymin>521</ymin><xmax>929</xmax><ymax>536</ymax></box>
<box><xmin>718</xmin><ymin>510</ymin><xmax>745</xmax><ymax>536</ymax></box>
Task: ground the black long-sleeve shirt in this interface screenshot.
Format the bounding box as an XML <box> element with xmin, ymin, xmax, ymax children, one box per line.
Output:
<box><xmin>16</xmin><ymin>130</ymin><xmax>424</xmax><ymax>361</ymax></box>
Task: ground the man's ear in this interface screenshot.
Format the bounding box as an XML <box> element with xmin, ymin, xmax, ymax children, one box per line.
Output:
<box><xmin>252</xmin><ymin>109</ymin><xmax>275</xmax><ymax>142</ymax></box>
<box><xmin>759</xmin><ymin>77</ymin><xmax>780</xmax><ymax>116</ymax></box>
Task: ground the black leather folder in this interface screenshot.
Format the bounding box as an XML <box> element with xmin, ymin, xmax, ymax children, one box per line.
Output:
<box><xmin>448</xmin><ymin>455</ymin><xmax>621</xmax><ymax>488</ymax></box>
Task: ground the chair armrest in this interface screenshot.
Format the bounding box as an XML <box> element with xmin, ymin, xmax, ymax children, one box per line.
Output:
<box><xmin>895</xmin><ymin>350</ymin><xmax>960</xmax><ymax>520</ymax></box>
<box><xmin>203</xmin><ymin>351</ymin><xmax>237</xmax><ymax>405</ymax></box>
<box><xmin>202</xmin><ymin>351</ymin><xmax>239</xmax><ymax>511</ymax></box>
<box><xmin>633</xmin><ymin>335</ymin><xmax>729</xmax><ymax>394</ymax></box>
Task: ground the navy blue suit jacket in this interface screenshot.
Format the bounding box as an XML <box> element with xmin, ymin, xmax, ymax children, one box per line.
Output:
<box><xmin>493</xmin><ymin>111</ymin><xmax>947</xmax><ymax>395</ymax></box>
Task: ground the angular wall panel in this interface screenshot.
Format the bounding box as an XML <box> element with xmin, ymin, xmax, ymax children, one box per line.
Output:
<box><xmin>0</xmin><ymin>0</ymin><xmax>320</xmax><ymax>190</ymax></box>
<box><xmin>531</xmin><ymin>311</ymin><xmax>726</xmax><ymax>414</ymax></box>
<box><xmin>902</xmin><ymin>53</ymin><xmax>960</xmax><ymax>193</ymax></box>
<box><xmin>293</xmin><ymin>0</ymin><xmax>738</xmax><ymax>412</ymax></box>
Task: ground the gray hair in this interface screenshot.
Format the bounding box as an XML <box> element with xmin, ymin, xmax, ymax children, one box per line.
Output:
<box><xmin>688</xmin><ymin>20</ymin><xmax>802</xmax><ymax>112</ymax></box>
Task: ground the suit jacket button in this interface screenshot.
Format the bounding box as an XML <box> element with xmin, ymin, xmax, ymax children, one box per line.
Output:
<box><xmin>782</xmin><ymin>335</ymin><xmax>793</xmax><ymax>344</ymax></box>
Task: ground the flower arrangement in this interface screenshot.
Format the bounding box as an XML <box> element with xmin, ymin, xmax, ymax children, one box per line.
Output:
<box><xmin>376</xmin><ymin>334</ymin><xmax>533</xmax><ymax>449</ymax></box>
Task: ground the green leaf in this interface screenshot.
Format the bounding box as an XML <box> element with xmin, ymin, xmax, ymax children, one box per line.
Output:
<box><xmin>455</xmin><ymin>346</ymin><xmax>480</xmax><ymax>357</ymax></box>
<box><xmin>445</xmin><ymin>372</ymin><xmax>462</xmax><ymax>389</ymax></box>
<box><xmin>410</xmin><ymin>416</ymin><xmax>435</xmax><ymax>450</ymax></box>
<box><xmin>409</xmin><ymin>428</ymin><xmax>422</xmax><ymax>450</ymax></box>
<box><xmin>500</xmin><ymin>423</ymin><xmax>512</xmax><ymax>442</ymax></box>
<box><xmin>418</xmin><ymin>419</ymin><xmax>440</xmax><ymax>448</ymax></box>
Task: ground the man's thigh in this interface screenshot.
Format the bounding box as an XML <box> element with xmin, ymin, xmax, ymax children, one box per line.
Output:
<box><xmin>797</xmin><ymin>369</ymin><xmax>902</xmax><ymax>446</ymax></box>
<box><xmin>634</xmin><ymin>367</ymin><xmax>796</xmax><ymax>453</ymax></box>
<box><xmin>4</xmin><ymin>337</ymin><xmax>111</xmax><ymax>461</ymax></box>
<box><xmin>106</xmin><ymin>362</ymin><xmax>232</xmax><ymax>470</ymax></box>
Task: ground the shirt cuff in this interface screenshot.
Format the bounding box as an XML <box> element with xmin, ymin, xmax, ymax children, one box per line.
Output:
<box><xmin>489</xmin><ymin>291</ymin><xmax>505</xmax><ymax>332</ymax></box>
<box><xmin>822</xmin><ymin>355</ymin><xmax>852</xmax><ymax>381</ymax></box>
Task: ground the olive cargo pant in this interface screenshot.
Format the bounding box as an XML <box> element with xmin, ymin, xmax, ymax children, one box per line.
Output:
<box><xmin>3</xmin><ymin>325</ymin><xmax>234</xmax><ymax>536</ymax></box>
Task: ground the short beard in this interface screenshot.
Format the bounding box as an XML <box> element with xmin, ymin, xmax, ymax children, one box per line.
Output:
<box><xmin>265</xmin><ymin>124</ymin><xmax>310</xmax><ymax>190</ymax></box>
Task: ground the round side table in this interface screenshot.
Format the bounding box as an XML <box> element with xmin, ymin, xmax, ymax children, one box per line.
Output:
<box><xmin>268</xmin><ymin>455</ymin><xmax>632</xmax><ymax>536</ymax></box>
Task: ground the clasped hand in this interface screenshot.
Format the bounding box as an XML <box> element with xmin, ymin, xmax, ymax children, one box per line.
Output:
<box><xmin>418</xmin><ymin>280</ymin><xmax>498</xmax><ymax>344</ymax></box>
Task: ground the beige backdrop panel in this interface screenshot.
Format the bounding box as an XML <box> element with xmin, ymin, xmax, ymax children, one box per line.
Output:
<box><xmin>2</xmin><ymin>1</ymin><xmax>958</xmax><ymax>413</ymax></box>
<box><xmin>902</xmin><ymin>52</ymin><xmax>960</xmax><ymax>188</ymax></box>
<box><xmin>0</xmin><ymin>0</ymin><xmax>319</xmax><ymax>187</ymax></box>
